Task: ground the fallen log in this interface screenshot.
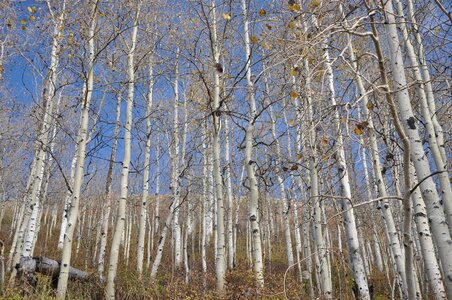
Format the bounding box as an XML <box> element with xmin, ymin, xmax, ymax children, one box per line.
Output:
<box><xmin>16</xmin><ymin>256</ymin><xmax>88</xmax><ymax>288</ymax></box>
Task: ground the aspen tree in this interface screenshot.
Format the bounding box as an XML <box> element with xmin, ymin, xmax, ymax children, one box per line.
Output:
<box><xmin>393</xmin><ymin>0</ymin><xmax>452</xmax><ymax>231</ymax></box>
<box><xmin>409</xmin><ymin>163</ymin><xmax>446</xmax><ymax>299</ymax></box>
<box><xmin>268</xmin><ymin>101</ymin><xmax>294</xmax><ymax>269</ymax></box>
<box><xmin>201</xmin><ymin>125</ymin><xmax>208</xmax><ymax>277</ymax></box>
<box><xmin>224</xmin><ymin>117</ymin><xmax>235</xmax><ymax>269</ymax></box>
<box><xmin>300</xmin><ymin>37</ymin><xmax>332</xmax><ymax>300</ymax></box>
<box><xmin>240</xmin><ymin>0</ymin><xmax>264</xmax><ymax>287</ymax></box>
<box><xmin>172</xmin><ymin>49</ymin><xmax>182</xmax><ymax>268</ymax></box>
<box><xmin>9</xmin><ymin>0</ymin><xmax>66</xmax><ymax>284</ymax></box>
<box><xmin>314</xmin><ymin>8</ymin><xmax>370</xmax><ymax>295</ymax></box>
<box><xmin>150</xmin><ymin>53</ymin><xmax>181</xmax><ymax>281</ymax></box>
<box><xmin>98</xmin><ymin>88</ymin><xmax>123</xmax><ymax>279</ymax></box>
<box><xmin>106</xmin><ymin>1</ymin><xmax>140</xmax><ymax>297</ymax></box>
<box><xmin>344</xmin><ymin>8</ymin><xmax>407</xmax><ymax>293</ymax></box>
<box><xmin>137</xmin><ymin>54</ymin><xmax>154</xmax><ymax>275</ymax></box>
<box><xmin>56</xmin><ymin>1</ymin><xmax>97</xmax><ymax>298</ymax></box>
<box><xmin>208</xmin><ymin>0</ymin><xmax>226</xmax><ymax>289</ymax></box>
<box><xmin>380</xmin><ymin>0</ymin><xmax>452</xmax><ymax>295</ymax></box>
<box><xmin>406</xmin><ymin>0</ymin><xmax>447</xmax><ymax>165</ymax></box>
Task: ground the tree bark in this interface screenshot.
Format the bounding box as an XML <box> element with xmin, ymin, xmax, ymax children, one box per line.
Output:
<box><xmin>241</xmin><ymin>0</ymin><xmax>264</xmax><ymax>287</ymax></box>
<box><xmin>56</xmin><ymin>1</ymin><xmax>96</xmax><ymax>298</ymax></box>
<box><xmin>137</xmin><ymin>54</ymin><xmax>154</xmax><ymax>275</ymax></box>
<box><xmin>105</xmin><ymin>2</ymin><xmax>140</xmax><ymax>298</ymax></box>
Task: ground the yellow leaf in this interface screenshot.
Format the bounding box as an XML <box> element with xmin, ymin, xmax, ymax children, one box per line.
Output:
<box><xmin>20</xmin><ymin>19</ymin><xmax>27</xmax><ymax>25</ymax></box>
<box><xmin>262</xmin><ymin>42</ymin><xmax>271</xmax><ymax>50</ymax></box>
<box><xmin>290</xmin><ymin>91</ymin><xmax>299</xmax><ymax>98</ymax></box>
<box><xmin>290</xmin><ymin>67</ymin><xmax>300</xmax><ymax>76</ymax></box>
<box><xmin>288</xmin><ymin>21</ymin><xmax>295</xmax><ymax>29</ymax></box>
<box><xmin>27</xmin><ymin>6</ymin><xmax>37</xmax><ymax>13</ymax></box>
<box><xmin>259</xmin><ymin>8</ymin><xmax>266</xmax><ymax>16</ymax></box>
<box><xmin>366</xmin><ymin>101</ymin><xmax>375</xmax><ymax>110</ymax></box>
<box><xmin>29</xmin><ymin>15</ymin><xmax>36</xmax><ymax>21</ymax></box>
<box><xmin>311</xmin><ymin>0</ymin><xmax>321</xmax><ymax>8</ymax></box>
<box><xmin>354</xmin><ymin>127</ymin><xmax>363</xmax><ymax>135</ymax></box>
<box><xmin>296</xmin><ymin>153</ymin><xmax>302</xmax><ymax>160</ymax></box>
<box><xmin>250</xmin><ymin>35</ymin><xmax>258</xmax><ymax>44</ymax></box>
<box><xmin>288</xmin><ymin>119</ymin><xmax>295</xmax><ymax>126</ymax></box>
<box><xmin>289</xmin><ymin>3</ymin><xmax>301</xmax><ymax>11</ymax></box>
<box><xmin>223</xmin><ymin>13</ymin><xmax>231</xmax><ymax>21</ymax></box>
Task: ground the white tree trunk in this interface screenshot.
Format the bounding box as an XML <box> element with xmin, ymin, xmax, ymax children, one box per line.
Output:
<box><xmin>171</xmin><ymin>50</ymin><xmax>182</xmax><ymax>268</ymax></box>
<box><xmin>201</xmin><ymin>128</ymin><xmax>208</xmax><ymax>275</ymax></box>
<box><xmin>393</xmin><ymin>0</ymin><xmax>452</xmax><ymax>230</ymax></box>
<box><xmin>348</xmin><ymin>16</ymin><xmax>408</xmax><ymax>293</ymax></box>
<box><xmin>150</xmin><ymin>197</ymin><xmax>178</xmax><ymax>279</ymax></box>
<box><xmin>137</xmin><ymin>55</ymin><xmax>154</xmax><ymax>275</ymax></box>
<box><xmin>406</xmin><ymin>0</ymin><xmax>446</xmax><ymax>164</ymax></box>
<box><xmin>98</xmin><ymin>88</ymin><xmax>122</xmax><ymax>279</ymax></box>
<box><xmin>105</xmin><ymin>3</ymin><xmax>139</xmax><ymax>298</ymax></box>
<box><xmin>382</xmin><ymin>1</ymin><xmax>452</xmax><ymax>295</ymax></box>
<box><xmin>224</xmin><ymin>118</ymin><xmax>234</xmax><ymax>270</ymax></box>
<box><xmin>241</xmin><ymin>0</ymin><xmax>264</xmax><ymax>287</ymax></box>
<box><xmin>409</xmin><ymin>164</ymin><xmax>446</xmax><ymax>299</ymax></box>
<box><xmin>322</xmin><ymin>36</ymin><xmax>370</xmax><ymax>299</ymax></box>
<box><xmin>301</xmin><ymin>46</ymin><xmax>332</xmax><ymax>298</ymax></box>
<box><xmin>209</xmin><ymin>2</ymin><xmax>226</xmax><ymax>289</ymax></box>
<box><xmin>154</xmin><ymin>135</ymin><xmax>161</xmax><ymax>235</ymax></box>
<box><xmin>56</xmin><ymin>1</ymin><xmax>95</xmax><ymax>297</ymax></box>
<box><xmin>268</xmin><ymin>103</ymin><xmax>294</xmax><ymax>268</ymax></box>
<box><xmin>9</xmin><ymin>1</ymin><xmax>65</xmax><ymax>284</ymax></box>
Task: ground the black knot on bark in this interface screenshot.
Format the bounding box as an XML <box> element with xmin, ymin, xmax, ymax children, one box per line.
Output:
<box><xmin>214</xmin><ymin>63</ymin><xmax>223</xmax><ymax>73</ymax></box>
<box><xmin>406</xmin><ymin>117</ymin><xmax>416</xmax><ymax>129</ymax></box>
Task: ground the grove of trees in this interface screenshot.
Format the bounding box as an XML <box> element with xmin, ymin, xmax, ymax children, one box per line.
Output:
<box><xmin>0</xmin><ymin>0</ymin><xmax>450</xmax><ymax>299</ymax></box>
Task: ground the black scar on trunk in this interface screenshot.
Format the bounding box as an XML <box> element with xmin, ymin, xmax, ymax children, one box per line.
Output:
<box><xmin>407</xmin><ymin>117</ymin><xmax>416</xmax><ymax>129</ymax></box>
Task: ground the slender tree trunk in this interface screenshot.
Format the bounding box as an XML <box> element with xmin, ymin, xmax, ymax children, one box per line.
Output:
<box><xmin>224</xmin><ymin>118</ymin><xmax>234</xmax><ymax>270</ymax></box>
<box><xmin>172</xmin><ymin>49</ymin><xmax>182</xmax><ymax>269</ymax></box>
<box><xmin>393</xmin><ymin>0</ymin><xmax>452</xmax><ymax>230</ymax></box>
<box><xmin>56</xmin><ymin>1</ymin><xmax>96</xmax><ymax>298</ymax></box>
<box><xmin>379</xmin><ymin>1</ymin><xmax>452</xmax><ymax>295</ymax></box>
<box><xmin>409</xmin><ymin>163</ymin><xmax>446</xmax><ymax>299</ymax></box>
<box><xmin>150</xmin><ymin>196</ymin><xmax>178</xmax><ymax>279</ymax></box>
<box><xmin>241</xmin><ymin>0</ymin><xmax>264</xmax><ymax>287</ymax></box>
<box><xmin>345</xmin><ymin>11</ymin><xmax>408</xmax><ymax>294</ymax></box>
<box><xmin>268</xmin><ymin>103</ymin><xmax>294</xmax><ymax>268</ymax></box>
<box><xmin>137</xmin><ymin>54</ymin><xmax>154</xmax><ymax>275</ymax></box>
<box><xmin>154</xmin><ymin>135</ymin><xmax>161</xmax><ymax>236</ymax></box>
<box><xmin>98</xmin><ymin>88</ymin><xmax>122</xmax><ymax>279</ymax></box>
<box><xmin>321</xmin><ymin>33</ymin><xmax>370</xmax><ymax>298</ymax></box>
<box><xmin>208</xmin><ymin>2</ymin><xmax>226</xmax><ymax>290</ymax></box>
<box><xmin>201</xmin><ymin>128</ymin><xmax>208</xmax><ymax>277</ymax></box>
<box><xmin>405</xmin><ymin>0</ymin><xmax>446</xmax><ymax>164</ymax></box>
<box><xmin>9</xmin><ymin>1</ymin><xmax>65</xmax><ymax>285</ymax></box>
<box><xmin>105</xmin><ymin>3</ymin><xmax>139</xmax><ymax>298</ymax></box>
